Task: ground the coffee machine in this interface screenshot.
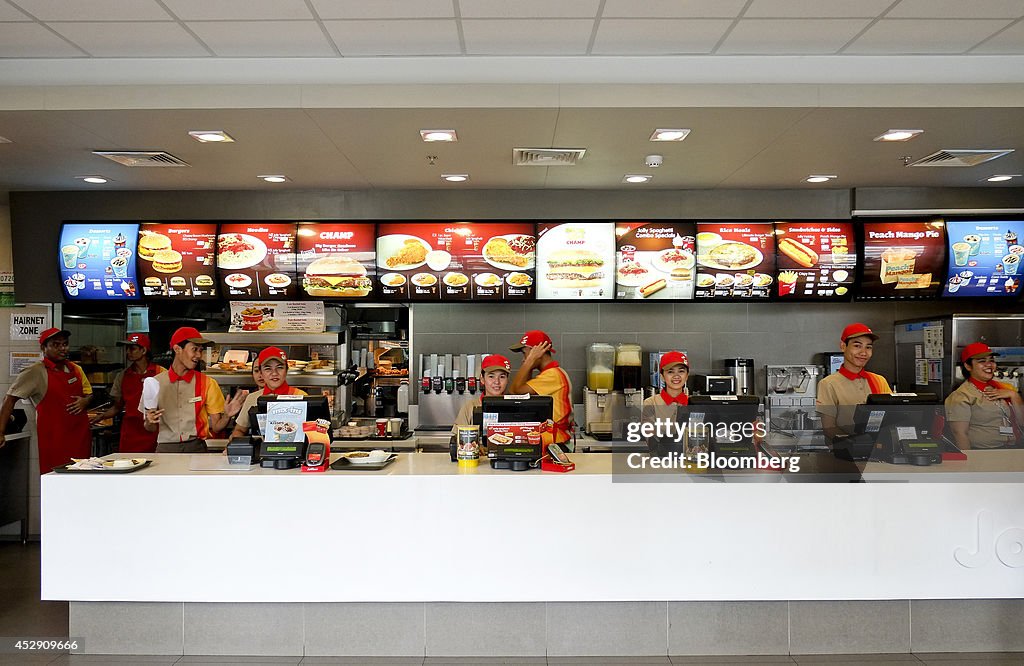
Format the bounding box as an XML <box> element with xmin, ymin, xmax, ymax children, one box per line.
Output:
<box><xmin>724</xmin><ymin>358</ymin><xmax>754</xmax><ymax>396</ymax></box>
<box><xmin>765</xmin><ymin>365</ymin><xmax>825</xmax><ymax>446</ymax></box>
<box><xmin>417</xmin><ymin>352</ymin><xmax>484</xmax><ymax>430</ymax></box>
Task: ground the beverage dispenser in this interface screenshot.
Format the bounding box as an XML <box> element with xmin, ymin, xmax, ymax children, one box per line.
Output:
<box><xmin>417</xmin><ymin>352</ymin><xmax>484</xmax><ymax>430</ymax></box>
<box><xmin>587</xmin><ymin>343</ymin><xmax>615</xmax><ymax>391</ymax></box>
<box><xmin>724</xmin><ymin>358</ymin><xmax>754</xmax><ymax>396</ymax></box>
<box><xmin>583</xmin><ymin>342</ymin><xmax>642</xmax><ymax>439</ymax></box>
<box><xmin>614</xmin><ymin>343</ymin><xmax>643</xmax><ymax>392</ymax></box>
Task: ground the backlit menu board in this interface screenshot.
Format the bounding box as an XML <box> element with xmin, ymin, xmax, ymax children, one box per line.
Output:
<box><xmin>942</xmin><ymin>220</ymin><xmax>1024</xmax><ymax>298</ymax></box>
<box><xmin>137</xmin><ymin>223</ymin><xmax>217</xmax><ymax>298</ymax></box>
<box><xmin>615</xmin><ymin>222</ymin><xmax>696</xmax><ymax>300</ymax></box>
<box><xmin>217</xmin><ymin>223</ymin><xmax>298</xmax><ymax>299</ymax></box>
<box><xmin>694</xmin><ymin>223</ymin><xmax>776</xmax><ymax>300</ymax></box>
<box><xmin>297</xmin><ymin>223</ymin><xmax>376</xmax><ymax>299</ymax></box>
<box><xmin>58</xmin><ymin>223</ymin><xmax>140</xmax><ymax>300</ymax></box>
<box><xmin>774</xmin><ymin>222</ymin><xmax>857</xmax><ymax>300</ymax></box>
<box><xmin>375</xmin><ymin>222</ymin><xmax>535</xmax><ymax>301</ymax></box>
<box><xmin>859</xmin><ymin>221</ymin><xmax>945</xmax><ymax>300</ymax></box>
<box><xmin>536</xmin><ymin>222</ymin><xmax>615</xmax><ymax>300</ymax></box>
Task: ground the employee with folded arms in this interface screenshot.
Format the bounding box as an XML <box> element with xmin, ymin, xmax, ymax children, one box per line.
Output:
<box><xmin>945</xmin><ymin>342</ymin><xmax>1023</xmax><ymax>449</ymax></box>
<box><xmin>816</xmin><ymin>323</ymin><xmax>892</xmax><ymax>440</ymax></box>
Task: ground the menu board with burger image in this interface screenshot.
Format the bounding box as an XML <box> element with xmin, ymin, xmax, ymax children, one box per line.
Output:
<box><xmin>859</xmin><ymin>221</ymin><xmax>945</xmax><ymax>300</ymax></box>
<box><xmin>217</xmin><ymin>223</ymin><xmax>298</xmax><ymax>299</ymax></box>
<box><xmin>137</xmin><ymin>223</ymin><xmax>217</xmax><ymax>298</ymax></box>
<box><xmin>615</xmin><ymin>222</ymin><xmax>696</xmax><ymax>300</ymax></box>
<box><xmin>536</xmin><ymin>222</ymin><xmax>615</xmax><ymax>300</ymax></box>
<box><xmin>693</xmin><ymin>223</ymin><xmax>776</xmax><ymax>300</ymax></box>
<box><xmin>375</xmin><ymin>222</ymin><xmax>535</xmax><ymax>301</ymax></box>
<box><xmin>942</xmin><ymin>220</ymin><xmax>1024</xmax><ymax>298</ymax></box>
<box><xmin>58</xmin><ymin>223</ymin><xmax>140</xmax><ymax>300</ymax></box>
<box><xmin>774</xmin><ymin>222</ymin><xmax>857</xmax><ymax>300</ymax></box>
<box><xmin>296</xmin><ymin>222</ymin><xmax>375</xmax><ymax>299</ymax></box>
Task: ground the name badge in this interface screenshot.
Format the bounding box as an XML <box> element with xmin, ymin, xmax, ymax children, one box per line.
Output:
<box><xmin>189</xmin><ymin>396</ymin><xmax>203</xmax><ymax>404</ymax></box>
<box><xmin>68</xmin><ymin>377</ymin><xmax>78</xmax><ymax>384</ymax></box>
<box><xmin>999</xmin><ymin>426</ymin><xmax>1014</xmax><ymax>435</ymax></box>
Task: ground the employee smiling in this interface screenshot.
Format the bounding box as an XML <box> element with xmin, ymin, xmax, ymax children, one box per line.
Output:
<box><xmin>945</xmin><ymin>342</ymin><xmax>1023</xmax><ymax>449</ymax></box>
<box><xmin>231</xmin><ymin>347</ymin><xmax>307</xmax><ymax>439</ymax></box>
<box><xmin>816</xmin><ymin>323</ymin><xmax>892</xmax><ymax>440</ymax></box>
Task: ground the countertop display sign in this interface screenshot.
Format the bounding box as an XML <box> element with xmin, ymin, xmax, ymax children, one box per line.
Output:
<box><xmin>942</xmin><ymin>220</ymin><xmax>1024</xmax><ymax>298</ymax></box>
<box><xmin>615</xmin><ymin>222</ymin><xmax>696</xmax><ymax>300</ymax></box>
<box><xmin>137</xmin><ymin>223</ymin><xmax>218</xmax><ymax>299</ymax></box>
<box><xmin>536</xmin><ymin>222</ymin><xmax>615</xmax><ymax>300</ymax></box>
<box><xmin>58</xmin><ymin>223</ymin><xmax>140</xmax><ymax>300</ymax></box>
<box><xmin>217</xmin><ymin>223</ymin><xmax>298</xmax><ymax>299</ymax></box>
<box><xmin>375</xmin><ymin>222</ymin><xmax>536</xmax><ymax>301</ymax></box>
<box><xmin>694</xmin><ymin>222</ymin><xmax>776</xmax><ymax>300</ymax></box>
<box><xmin>859</xmin><ymin>221</ymin><xmax>945</xmax><ymax>300</ymax></box>
<box><xmin>297</xmin><ymin>222</ymin><xmax>376</xmax><ymax>300</ymax></box>
<box><xmin>227</xmin><ymin>301</ymin><xmax>325</xmax><ymax>333</ymax></box>
<box><xmin>774</xmin><ymin>222</ymin><xmax>857</xmax><ymax>300</ymax></box>
<box><xmin>10</xmin><ymin>313</ymin><xmax>50</xmax><ymax>340</ymax></box>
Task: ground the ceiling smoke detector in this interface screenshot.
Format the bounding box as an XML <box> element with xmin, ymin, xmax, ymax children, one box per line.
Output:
<box><xmin>513</xmin><ymin>148</ymin><xmax>586</xmax><ymax>166</ymax></box>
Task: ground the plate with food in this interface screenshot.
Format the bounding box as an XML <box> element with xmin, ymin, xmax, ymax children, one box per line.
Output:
<box><xmin>377</xmin><ymin>234</ymin><xmax>431</xmax><ymax>270</ymax></box>
<box><xmin>412</xmin><ymin>273</ymin><xmax>437</xmax><ymax>287</ymax></box>
<box><xmin>753</xmin><ymin>273</ymin><xmax>773</xmax><ymax>287</ymax></box>
<box><xmin>380</xmin><ymin>272</ymin><xmax>407</xmax><ymax>288</ymax></box>
<box><xmin>616</xmin><ymin>261</ymin><xmax>651</xmax><ymax>287</ymax></box>
<box><xmin>264</xmin><ymin>273</ymin><xmax>291</xmax><ymax>288</ymax></box>
<box><xmin>483</xmin><ymin>234</ymin><xmax>536</xmax><ymax>271</ymax></box>
<box><xmin>506</xmin><ymin>272</ymin><xmax>534</xmax><ymax>288</ymax></box>
<box><xmin>651</xmin><ymin>248</ymin><xmax>696</xmax><ymax>273</ymax></box>
<box><xmin>443</xmin><ymin>272</ymin><xmax>469</xmax><ymax>287</ymax></box>
<box><xmin>698</xmin><ymin>242</ymin><xmax>764</xmax><ymax>271</ymax></box>
<box><xmin>224</xmin><ymin>273</ymin><xmax>252</xmax><ymax>288</ymax></box>
<box><xmin>217</xmin><ymin>233</ymin><xmax>268</xmax><ymax>270</ymax></box>
<box><xmin>696</xmin><ymin>273</ymin><xmax>716</xmax><ymax>288</ymax></box>
<box><xmin>342</xmin><ymin>450</ymin><xmax>391</xmax><ymax>465</ymax></box>
<box><xmin>475</xmin><ymin>272</ymin><xmax>501</xmax><ymax>288</ymax></box>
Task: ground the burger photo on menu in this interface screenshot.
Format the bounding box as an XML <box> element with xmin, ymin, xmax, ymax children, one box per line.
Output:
<box><xmin>302</xmin><ymin>255</ymin><xmax>372</xmax><ymax>298</ymax></box>
<box><xmin>536</xmin><ymin>222</ymin><xmax>615</xmax><ymax>299</ymax></box>
<box><xmin>138</xmin><ymin>232</ymin><xmax>171</xmax><ymax>260</ymax></box>
<box><xmin>545</xmin><ymin>248</ymin><xmax>606</xmax><ymax>288</ymax></box>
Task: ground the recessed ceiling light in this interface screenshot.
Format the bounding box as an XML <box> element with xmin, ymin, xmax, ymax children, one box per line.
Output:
<box><xmin>649</xmin><ymin>129</ymin><xmax>690</xmax><ymax>142</ymax></box>
<box><xmin>420</xmin><ymin>129</ymin><xmax>458</xmax><ymax>142</ymax></box>
<box><xmin>805</xmin><ymin>175</ymin><xmax>837</xmax><ymax>183</ymax></box>
<box><xmin>441</xmin><ymin>174</ymin><xmax>469</xmax><ymax>182</ymax></box>
<box><xmin>874</xmin><ymin>129</ymin><xmax>923</xmax><ymax>142</ymax></box>
<box><xmin>258</xmin><ymin>175</ymin><xmax>289</xmax><ymax>183</ymax></box>
<box><xmin>623</xmin><ymin>174</ymin><xmax>653</xmax><ymax>183</ymax></box>
<box><xmin>986</xmin><ymin>174</ymin><xmax>1020</xmax><ymax>182</ymax></box>
<box><xmin>189</xmin><ymin>130</ymin><xmax>234</xmax><ymax>143</ymax></box>
<box><xmin>76</xmin><ymin>175</ymin><xmax>109</xmax><ymax>184</ymax></box>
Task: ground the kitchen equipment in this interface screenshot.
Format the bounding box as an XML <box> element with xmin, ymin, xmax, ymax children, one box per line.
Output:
<box><xmin>724</xmin><ymin>358</ymin><xmax>754</xmax><ymax>396</ymax></box>
<box><xmin>586</xmin><ymin>343</ymin><xmax>615</xmax><ymax>391</ymax></box>
<box><xmin>614</xmin><ymin>343</ymin><xmax>643</xmax><ymax>392</ymax></box>
<box><xmin>693</xmin><ymin>375</ymin><xmax>735</xmax><ymax>396</ymax></box>
<box><xmin>765</xmin><ymin>365</ymin><xmax>824</xmax><ymax>445</ymax></box>
<box><xmin>583</xmin><ymin>388</ymin><xmax>643</xmax><ymax>440</ymax></box>
<box><xmin>416</xmin><ymin>352</ymin><xmax>485</xmax><ymax>430</ymax></box>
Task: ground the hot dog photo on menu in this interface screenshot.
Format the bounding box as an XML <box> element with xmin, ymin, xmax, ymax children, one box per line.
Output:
<box><xmin>615</xmin><ymin>222</ymin><xmax>697</xmax><ymax>300</ymax></box>
<box><xmin>536</xmin><ymin>222</ymin><xmax>615</xmax><ymax>300</ymax></box>
<box><xmin>693</xmin><ymin>222</ymin><xmax>776</xmax><ymax>300</ymax></box>
<box><xmin>774</xmin><ymin>222</ymin><xmax>857</xmax><ymax>300</ymax></box>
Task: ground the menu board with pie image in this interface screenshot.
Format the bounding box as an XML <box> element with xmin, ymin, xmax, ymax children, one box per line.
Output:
<box><xmin>615</xmin><ymin>222</ymin><xmax>696</xmax><ymax>300</ymax></box>
<box><xmin>58</xmin><ymin>223</ymin><xmax>140</xmax><ymax>300</ymax></box>
<box><xmin>375</xmin><ymin>222</ymin><xmax>535</xmax><ymax>301</ymax></box>
<box><xmin>536</xmin><ymin>222</ymin><xmax>615</xmax><ymax>300</ymax></box>
<box><xmin>693</xmin><ymin>222</ymin><xmax>776</xmax><ymax>300</ymax></box>
<box><xmin>859</xmin><ymin>221</ymin><xmax>945</xmax><ymax>300</ymax></box>
<box><xmin>296</xmin><ymin>222</ymin><xmax>376</xmax><ymax>299</ymax></box>
<box><xmin>216</xmin><ymin>223</ymin><xmax>298</xmax><ymax>299</ymax></box>
<box><xmin>774</xmin><ymin>222</ymin><xmax>857</xmax><ymax>300</ymax></box>
<box><xmin>942</xmin><ymin>220</ymin><xmax>1024</xmax><ymax>298</ymax></box>
<box><xmin>137</xmin><ymin>223</ymin><xmax>218</xmax><ymax>299</ymax></box>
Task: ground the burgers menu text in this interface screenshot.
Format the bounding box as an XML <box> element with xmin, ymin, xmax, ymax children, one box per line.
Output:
<box><xmin>137</xmin><ymin>223</ymin><xmax>218</xmax><ymax>298</ymax></box>
<box><xmin>297</xmin><ymin>223</ymin><xmax>375</xmax><ymax>299</ymax></box>
<box><xmin>216</xmin><ymin>223</ymin><xmax>298</xmax><ymax>300</ymax></box>
<box><xmin>774</xmin><ymin>222</ymin><xmax>856</xmax><ymax>300</ymax></box>
<box><xmin>58</xmin><ymin>223</ymin><xmax>140</xmax><ymax>300</ymax></box>
<box><xmin>536</xmin><ymin>222</ymin><xmax>615</xmax><ymax>300</ymax></box>
<box><xmin>942</xmin><ymin>220</ymin><xmax>1024</xmax><ymax>298</ymax></box>
<box><xmin>694</xmin><ymin>223</ymin><xmax>776</xmax><ymax>300</ymax></box>
<box><xmin>615</xmin><ymin>222</ymin><xmax>697</xmax><ymax>300</ymax></box>
<box><xmin>859</xmin><ymin>221</ymin><xmax>945</xmax><ymax>300</ymax></box>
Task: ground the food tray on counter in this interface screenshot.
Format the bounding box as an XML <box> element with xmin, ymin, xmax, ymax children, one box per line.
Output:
<box><xmin>53</xmin><ymin>459</ymin><xmax>152</xmax><ymax>474</ymax></box>
<box><xmin>331</xmin><ymin>454</ymin><xmax>397</xmax><ymax>471</ymax></box>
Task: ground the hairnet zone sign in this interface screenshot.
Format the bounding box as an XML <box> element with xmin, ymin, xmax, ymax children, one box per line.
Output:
<box><xmin>11</xmin><ymin>314</ymin><xmax>51</xmax><ymax>340</ymax></box>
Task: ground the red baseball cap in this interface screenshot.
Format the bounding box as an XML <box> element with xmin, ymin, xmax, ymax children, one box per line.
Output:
<box><xmin>962</xmin><ymin>342</ymin><xmax>999</xmax><ymax>363</ymax></box>
<box><xmin>481</xmin><ymin>354</ymin><xmax>512</xmax><ymax>374</ymax></box>
<box><xmin>509</xmin><ymin>330</ymin><xmax>555</xmax><ymax>353</ymax></box>
<box><xmin>117</xmin><ymin>333</ymin><xmax>150</xmax><ymax>350</ymax></box>
<box><xmin>841</xmin><ymin>323</ymin><xmax>879</xmax><ymax>343</ymax></box>
<box><xmin>257</xmin><ymin>346</ymin><xmax>288</xmax><ymax>367</ymax></box>
<box><xmin>659</xmin><ymin>351</ymin><xmax>689</xmax><ymax>371</ymax></box>
<box><xmin>169</xmin><ymin>326</ymin><xmax>211</xmax><ymax>350</ymax></box>
<box><xmin>38</xmin><ymin>327</ymin><xmax>70</xmax><ymax>346</ymax></box>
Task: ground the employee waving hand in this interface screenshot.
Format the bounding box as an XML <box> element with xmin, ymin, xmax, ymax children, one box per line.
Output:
<box><xmin>509</xmin><ymin>330</ymin><xmax>575</xmax><ymax>450</ymax></box>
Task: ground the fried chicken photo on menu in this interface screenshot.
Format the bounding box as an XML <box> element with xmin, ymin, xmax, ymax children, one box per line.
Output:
<box><xmin>386</xmin><ymin>239</ymin><xmax>428</xmax><ymax>268</ymax></box>
<box><xmin>484</xmin><ymin>237</ymin><xmax>530</xmax><ymax>267</ymax></box>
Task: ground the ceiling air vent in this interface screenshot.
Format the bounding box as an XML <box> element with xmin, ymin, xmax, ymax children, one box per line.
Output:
<box><xmin>92</xmin><ymin>151</ymin><xmax>191</xmax><ymax>167</ymax></box>
<box><xmin>513</xmin><ymin>147</ymin><xmax>586</xmax><ymax>166</ymax></box>
<box><xmin>907</xmin><ymin>149</ymin><xmax>1014</xmax><ymax>168</ymax></box>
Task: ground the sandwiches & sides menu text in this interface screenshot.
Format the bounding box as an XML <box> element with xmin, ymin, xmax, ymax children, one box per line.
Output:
<box><xmin>942</xmin><ymin>220</ymin><xmax>1024</xmax><ymax>298</ymax></box>
<box><xmin>615</xmin><ymin>222</ymin><xmax>696</xmax><ymax>300</ymax></box>
<box><xmin>297</xmin><ymin>222</ymin><xmax>375</xmax><ymax>299</ymax></box>
<box><xmin>375</xmin><ymin>222</ymin><xmax>535</xmax><ymax>301</ymax></box>
<box><xmin>694</xmin><ymin>223</ymin><xmax>776</xmax><ymax>300</ymax></box>
<box><xmin>536</xmin><ymin>222</ymin><xmax>615</xmax><ymax>300</ymax></box>
<box><xmin>217</xmin><ymin>223</ymin><xmax>298</xmax><ymax>299</ymax></box>
<box><xmin>137</xmin><ymin>223</ymin><xmax>217</xmax><ymax>298</ymax></box>
<box><xmin>859</xmin><ymin>221</ymin><xmax>944</xmax><ymax>300</ymax></box>
<box><xmin>774</xmin><ymin>222</ymin><xmax>856</xmax><ymax>299</ymax></box>
<box><xmin>58</xmin><ymin>223</ymin><xmax>140</xmax><ymax>300</ymax></box>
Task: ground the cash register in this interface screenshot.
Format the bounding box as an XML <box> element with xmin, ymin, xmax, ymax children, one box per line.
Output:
<box><xmin>476</xmin><ymin>395</ymin><xmax>554</xmax><ymax>471</ymax></box>
<box><xmin>687</xmin><ymin>395</ymin><xmax>761</xmax><ymax>458</ymax></box>
<box><xmin>845</xmin><ymin>393</ymin><xmax>942</xmax><ymax>465</ymax></box>
<box><xmin>226</xmin><ymin>395</ymin><xmax>332</xmax><ymax>469</ymax></box>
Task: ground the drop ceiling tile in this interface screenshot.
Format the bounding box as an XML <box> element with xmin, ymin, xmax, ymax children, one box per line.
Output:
<box><xmin>719</xmin><ymin>18</ymin><xmax>871</xmax><ymax>54</ymax></box>
<box><xmin>602</xmin><ymin>0</ymin><xmax>746</xmax><ymax>18</ymax></box>
<box><xmin>592</xmin><ymin>19</ymin><xmax>732</xmax><ymax>54</ymax></box>
<box><xmin>887</xmin><ymin>0</ymin><xmax>1024</xmax><ymax>19</ymax></box>
<box><xmin>11</xmin><ymin>0</ymin><xmax>172</xmax><ymax>21</ymax></box>
<box><xmin>971</xmin><ymin>20</ymin><xmax>1024</xmax><ymax>52</ymax></box>
<box><xmin>323</xmin><ymin>19</ymin><xmax>460</xmax><ymax>55</ymax></box>
<box><xmin>745</xmin><ymin>0</ymin><xmax>893</xmax><ymax>18</ymax></box>
<box><xmin>462</xmin><ymin>19</ymin><xmax>593</xmax><ymax>55</ymax></box>
<box><xmin>310</xmin><ymin>0</ymin><xmax>453</xmax><ymax>20</ymax></box>
<box><xmin>0</xmin><ymin>23</ymin><xmax>84</xmax><ymax>56</ymax></box>
<box><xmin>162</xmin><ymin>0</ymin><xmax>314</xmax><ymax>21</ymax></box>
<box><xmin>460</xmin><ymin>0</ymin><xmax>599</xmax><ymax>19</ymax></box>
<box><xmin>49</xmin><ymin>21</ymin><xmax>209</xmax><ymax>57</ymax></box>
<box><xmin>0</xmin><ymin>2</ymin><xmax>31</xmax><ymax>20</ymax></box>
<box><xmin>187</xmin><ymin>21</ymin><xmax>335</xmax><ymax>57</ymax></box>
<box><xmin>845</xmin><ymin>18</ymin><xmax>1013</xmax><ymax>54</ymax></box>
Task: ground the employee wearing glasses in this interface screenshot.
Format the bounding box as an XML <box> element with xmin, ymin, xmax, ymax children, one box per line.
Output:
<box><xmin>945</xmin><ymin>342</ymin><xmax>1024</xmax><ymax>449</ymax></box>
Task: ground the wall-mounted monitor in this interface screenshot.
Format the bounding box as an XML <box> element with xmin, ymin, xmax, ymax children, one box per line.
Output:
<box><xmin>858</xmin><ymin>220</ymin><xmax>945</xmax><ymax>300</ymax></box>
<box><xmin>296</xmin><ymin>222</ymin><xmax>376</xmax><ymax>300</ymax></box>
<box><xmin>536</xmin><ymin>222</ymin><xmax>615</xmax><ymax>300</ymax></box>
<box><xmin>941</xmin><ymin>219</ymin><xmax>1024</xmax><ymax>298</ymax></box>
<box><xmin>774</xmin><ymin>221</ymin><xmax>857</xmax><ymax>300</ymax></box>
<box><xmin>693</xmin><ymin>222</ymin><xmax>776</xmax><ymax>300</ymax></box>
<box><xmin>137</xmin><ymin>223</ymin><xmax>218</xmax><ymax>299</ymax></box>
<box><xmin>217</xmin><ymin>223</ymin><xmax>298</xmax><ymax>299</ymax></box>
<box><xmin>58</xmin><ymin>223</ymin><xmax>140</xmax><ymax>300</ymax></box>
<box><xmin>615</xmin><ymin>222</ymin><xmax>696</xmax><ymax>300</ymax></box>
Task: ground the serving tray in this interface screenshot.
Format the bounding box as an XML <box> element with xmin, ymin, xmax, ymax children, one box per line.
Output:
<box><xmin>330</xmin><ymin>455</ymin><xmax>397</xmax><ymax>471</ymax></box>
<box><xmin>53</xmin><ymin>459</ymin><xmax>152</xmax><ymax>474</ymax></box>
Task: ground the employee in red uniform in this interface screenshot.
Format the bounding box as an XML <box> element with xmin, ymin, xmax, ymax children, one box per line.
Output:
<box><xmin>90</xmin><ymin>333</ymin><xmax>165</xmax><ymax>453</ymax></box>
<box><xmin>231</xmin><ymin>347</ymin><xmax>307</xmax><ymax>438</ymax></box>
<box><xmin>816</xmin><ymin>322</ymin><xmax>892</xmax><ymax>440</ymax></box>
<box><xmin>643</xmin><ymin>351</ymin><xmax>689</xmax><ymax>408</ymax></box>
<box><xmin>451</xmin><ymin>353</ymin><xmax>512</xmax><ymax>435</ymax></box>
<box><xmin>0</xmin><ymin>327</ymin><xmax>92</xmax><ymax>472</ymax></box>
<box><xmin>509</xmin><ymin>330</ymin><xmax>575</xmax><ymax>450</ymax></box>
<box><xmin>945</xmin><ymin>342</ymin><xmax>1024</xmax><ymax>449</ymax></box>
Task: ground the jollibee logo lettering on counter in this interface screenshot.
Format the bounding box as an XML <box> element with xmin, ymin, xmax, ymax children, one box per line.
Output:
<box><xmin>954</xmin><ymin>510</ymin><xmax>1024</xmax><ymax>569</ymax></box>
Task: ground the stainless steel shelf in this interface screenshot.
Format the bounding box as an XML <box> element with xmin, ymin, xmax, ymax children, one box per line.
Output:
<box><xmin>207</xmin><ymin>373</ymin><xmax>340</xmax><ymax>387</ymax></box>
<box><xmin>204</xmin><ymin>332</ymin><xmax>341</xmax><ymax>345</ymax></box>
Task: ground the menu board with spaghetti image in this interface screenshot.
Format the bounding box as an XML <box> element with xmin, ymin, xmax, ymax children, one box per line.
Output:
<box><xmin>217</xmin><ymin>223</ymin><xmax>298</xmax><ymax>299</ymax></box>
<box><xmin>58</xmin><ymin>223</ymin><xmax>140</xmax><ymax>300</ymax></box>
<box><xmin>615</xmin><ymin>222</ymin><xmax>696</xmax><ymax>300</ymax></box>
<box><xmin>137</xmin><ymin>223</ymin><xmax>217</xmax><ymax>299</ymax></box>
<box><xmin>296</xmin><ymin>222</ymin><xmax>376</xmax><ymax>300</ymax></box>
<box><xmin>859</xmin><ymin>221</ymin><xmax>945</xmax><ymax>300</ymax></box>
<box><xmin>774</xmin><ymin>222</ymin><xmax>857</xmax><ymax>300</ymax></box>
<box><xmin>942</xmin><ymin>220</ymin><xmax>1024</xmax><ymax>298</ymax></box>
<box><xmin>536</xmin><ymin>222</ymin><xmax>615</xmax><ymax>300</ymax></box>
<box><xmin>693</xmin><ymin>222</ymin><xmax>776</xmax><ymax>300</ymax></box>
<box><xmin>375</xmin><ymin>222</ymin><xmax>535</xmax><ymax>301</ymax></box>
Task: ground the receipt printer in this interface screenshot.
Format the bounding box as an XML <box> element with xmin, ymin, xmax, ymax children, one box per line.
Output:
<box><xmin>226</xmin><ymin>436</ymin><xmax>260</xmax><ymax>465</ymax></box>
